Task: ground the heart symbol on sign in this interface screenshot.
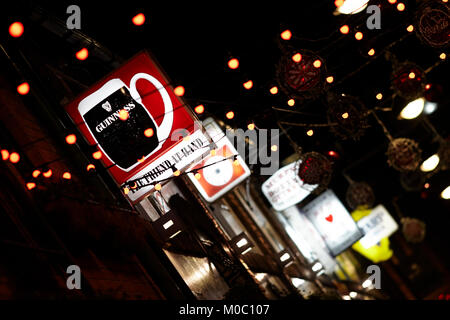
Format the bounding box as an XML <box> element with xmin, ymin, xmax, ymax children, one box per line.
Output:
<box><xmin>325</xmin><ymin>214</ymin><xmax>333</xmax><ymax>222</ymax></box>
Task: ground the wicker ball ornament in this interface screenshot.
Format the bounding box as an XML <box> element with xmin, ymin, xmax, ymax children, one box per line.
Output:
<box><xmin>401</xmin><ymin>217</ymin><xmax>426</xmax><ymax>243</ymax></box>
<box><xmin>391</xmin><ymin>63</ymin><xmax>426</xmax><ymax>100</ymax></box>
<box><xmin>386</xmin><ymin>138</ymin><xmax>422</xmax><ymax>172</ymax></box>
<box><xmin>415</xmin><ymin>1</ymin><xmax>450</xmax><ymax>48</ymax></box>
<box><xmin>298</xmin><ymin>152</ymin><xmax>332</xmax><ymax>186</ymax></box>
<box><xmin>346</xmin><ymin>182</ymin><xmax>375</xmax><ymax>210</ymax></box>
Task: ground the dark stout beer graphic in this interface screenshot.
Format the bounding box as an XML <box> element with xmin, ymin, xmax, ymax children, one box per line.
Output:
<box><xmin>79</xmin><ymin>75</ymin><xmax>173</xmax><ymax>171</ymax></box>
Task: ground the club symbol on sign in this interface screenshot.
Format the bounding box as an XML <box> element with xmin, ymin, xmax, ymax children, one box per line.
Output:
<box><xmin>325</xmin><ymin>214</ymin><xmax>333</xmax><ymax>222</ymax></box>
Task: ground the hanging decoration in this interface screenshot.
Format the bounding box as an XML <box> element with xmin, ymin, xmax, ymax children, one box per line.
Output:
<box><xmin>297</xmin><ymin>151</ymin><xmax>332</xmax><ymax>187</ymax></box>
<box><xmin>400</xmin><ymin>170</ymin><xmax>426</xmax><ymax>192</ymax></box>
<box><xmin>276</xmin><ymin>48</ymin><xmax>326</xmax><ymax>100</ymax></box>
<box><xmin>391</xmin><ymin>61</ymin><xmax>426</xmax><ymax>100</ymax></box>
<box><xmin>401</xmin><ymin>217</ymin><xmax>426</xmax><ymax>243</ymax></box>
<box><xmin>415</xmin><ymin>1</ymin><xmax>450</xmax><ymax>48</ymax></box>
<box><xmin>387</xmin><ymin>138</ymin><xmax>422</xmax><ymax>172</ymax></box>
<box><xmin>326</xmin><ymin>94</ymin><xmax>369</xmax><ymax>140</ymax></box>
<box><xmin>345</xmin><ymin>180</ymin><xmax>375</xmax><ymax>211</ymax></box>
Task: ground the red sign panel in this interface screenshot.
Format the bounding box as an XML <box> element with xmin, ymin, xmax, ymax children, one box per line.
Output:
<box><xmin>65</xmin><ymin>51</ymin><xmax>199</xmax><ymax>186</ymax></box>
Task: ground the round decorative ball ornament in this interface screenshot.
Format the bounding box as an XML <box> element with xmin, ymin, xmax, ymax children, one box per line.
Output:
<box><xmin>345</xmin><ymin>182</ymin><xmax>375</xmax><ymax>210</ymax></box>
<box><xmin>276</xmin><ymin>49</ymin><xmax>326</xmax><ymax>100</ymax></box>
<box><xmin>401</xmin><ymin>217</ymin><xmax>426</xmax><ymax>244</ymax></box>
<box><xmin>326</xmin><ymin>94</ymin><xmax>369</xmax><ymax>140</ymax></box>
<box><xmin>391</xmin><ymin>63</ymin><xmax>426</xmax><ymax>100</ymax></box>
<box><xmin>415</xmin><ymin>1</ymin><xmax>450</xmax><ymax>48</ymax></box>
<box><xmin>298</xmin><ymin>152</ymin><xmax>332</xmax><ymax>186</ymax></box>
<box><xmin>386</xmin><ymin>138</ymin><xmax>422</xmax><ymax>172</ymax></box>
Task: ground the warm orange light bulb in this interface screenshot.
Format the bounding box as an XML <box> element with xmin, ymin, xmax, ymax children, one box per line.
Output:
<box><xmin>409</xmin><ymin>72</ymin><xmax>416</xmax><ymax>79</ymax></box>
<box><xmin>287</xmin><ymin>99</ymin><xmax>295</xmax><ymax>107</ymax></box>
<box><xmin>313</xmin><ymin>60</ymin><xmax>322</xmax><ymax>68</ymax></box>
<box><xmin>340</xmin><ymin>25</ymin><xmax>349</xmax><ymax>35</ymax></box>
<box><xmin>341</xmin><ymin>112</ymin><xmax>349</xmax><ymax>119</ymax></box>
<box><xmin>335</xmin><ymin>0</ymin><xmax>344</xmax><ymax>7</ymax></box>
<box><xmin>270</xmin><ymin>86</ymin><xmax>278</xmax><ymax>95</ymax></box>
<box><xmin>376</xmin><ymin>93</ymin><xmax>383</xmax><ymax>100</ymax></box>
<box><xmin>388</xmin><ymin>0</ymin><xmax>397</xmax><ymax>4</ymax></box>
<box><xmin>26</xmin><ymin>182</ymin><xmax>36</xmax><ymax>190</ymax></box>
<box><xmin>271</xmin><ymin>145</ymin><xmax>278</xmax><ymax>152</ymax></box>
<box><xmin>306</xmin><ymin>129</ymin><xmax>314</xmax><ymax>136</ymax></box>
<box><xmin>75</xmin><ymin>48</ymin><xmax>89</xmax><ymax>61</ymax></box>
<box><xmin>154</xmin><ymin>183</ymin><xmax>162</xmax><ymax>191</ymax></box>
<box><xmin>43</xmin><ymin>169</ymin><xmax>52</xmax><ymax>178</ymax></box>
<box><xmin>194</xmin><ymin>104</ymin><xmax>205</xmax><ymax>114</ymax></box>
<box><xmin>439</xmin><ymin>53</ymin><xmax>446</xmax><ymax>60</ymax></box>
<box><xmin>144</xmin><ymin>128</ymin><xmax>154</xmax><ymax>137</ymax></box>
<box><xmin>173</xmin><ymin>170</ymin><xmax>181</xmax><ymax>177</ymax></box>
<box><xmin>65</xmin><ymin>134</ymin><xmax>77</xmax><ymax>144</ymax></box>
<box><xmin>174</xmin><ymin>86</ymin><xmax>185</xmax><ymax>96</ymax></box>
<box><xmin>281</xmin><ymin>30</ymin><xmax>292</xmax><ymax>40</ymax></box>
<box><xmin>425</xmin><ymin>84</ymin><xmax>431</xmax><ymax>90</ymax></box>
<box><xmin>62</xmin><ymin>172</ymin><xmax>72</xmax><ymax>180</ymax></box>
<box><xmin>326</xmin><ymin>76</ymin><xmax>334</xmax><ymax>83</ymax></box>
<box><xmin>406</xmin><ymin>25</ymin><xmax>414</xmax><ymax>32</ymax></box>
<box><xmin>397</xmin><ymin>3</ymin><xmax>405</xmax><ymax>11</ymax></box>
<box><xmin>137</xmin><ymin>156</ymin><xmax>145</xmax><ymax>163</ymax></box>
<box><xmin>247</xmin><ymin>123</ymin><xmax>255</xmax><ymax>130</ymax></box>
<box><xmin>132</xmin><ymin>13</ymin><xmax>146</xmax><ymax>26</ymax></box>
<box><xmin>86</xmin><ymin>164</ymin><xmax>96</xmax><ymax>171</ymax></box>
<box><xmin>118</xmin><ymin>109</ymin><xmax>129</xmax><ymax>121</ymax></box>
<box><xmin>368</xmin><ymin>48</ymin><xmax>375</xmax><ymax>56</ymax></box>
<box><xmin>226</xmin><ymin>111</ymin><xmax>235</xmax><ymax>119</ymax></box>
<box><xmin>243</xmin><ymin>80</ymin><xmax>253</xmax><ymax>90</ymax></box>
<box><xmin>92</xmin><ymin>151</ymin><xmax>102</xmax><ymax>160</ymax></box>
<box><xmin>292</xmin><ymin>53</ymin><xmax>302</xmax><ymax>63</ymax></box>
<box><xmin>1</xmin><ymin>150</ymin><xmax>10</xmax><ymax>161</ymax></box>
<box><xmin>32</xmin><ymin>170</ymin><xmax>41</xmax><ymax>178</ymax></box>
<box><xmin>228</xmin><ymin>58</ymin><xmax>239</xmax><ymax>69</ymax></box>
<box><xmin>9</xmin><ymin>22</ymin><xmax>24</xmax><ymax>38</ymax></box>
<box><xmin>9</xmin><ymin>152</ymin><xmax>20</xmax><ymax>163</ymax></box>
<box><xmin>123</xmin><ymin>187</ymin><xmax>130</xmax><ymax>195</ymax></box>
<box><xmin>17</xmin><ymin>82</ymin><xmax>30</xmax><ymax>95</ymax></box>
<box><xmin>355</xmin><ymin>32</ymin><xmax>363</xmax><ymax>40</ymax></box>
<box><xmin>194</xmin><ymin>172</ymin><xmax>201</xmax><ymax>180</ymax></box>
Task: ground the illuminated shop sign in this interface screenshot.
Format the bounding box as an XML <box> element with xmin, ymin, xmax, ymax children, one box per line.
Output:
<box><xmin>65</xmin><ymin>51</ymin><xmax>210</xmax><ymax>201</ymax></box>
<box><xmin>261</xmin><ymin>161</ymin><xmax>317</xmax><ymax>211</ymax></box>
<box><xmin>187</xmin><ymin>118</ymin><xmax>251</xmax><ymax>202</ymax></box>
<box><xmin>302</xmin><ymin>190</ymin><xmax>363</xmax><ymax>256</ymax></box>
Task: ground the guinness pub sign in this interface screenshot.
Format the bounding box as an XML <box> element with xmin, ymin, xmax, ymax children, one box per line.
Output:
<box><xmin>65</xmin><ymin>51</ymin><xmax>210</xmax><ymax>203</ymax></box>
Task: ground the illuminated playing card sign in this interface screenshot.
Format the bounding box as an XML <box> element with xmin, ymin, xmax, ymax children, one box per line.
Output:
<box><xmin>302</xmin><ymin>190</ymin><xmax>363</xmax><ymax>256</ymax></box>
<box><xmin>65</xmin><ymin>51</ymin><xmax>210</xmax><ymax>201</ymax></box>
<box><xmin>262</xmin><ymin>162</ymin><xmax>317</xmax><ymax>211</ymax></box>
<box><xmin>187</xmin><ymin>118</ymin><xmax>250</xmax><ymax>202</ymax></box>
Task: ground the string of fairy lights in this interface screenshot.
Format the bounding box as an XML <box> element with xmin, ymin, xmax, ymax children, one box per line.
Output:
<box><xmin>1</xmin><ymin>0</ymin><xmax>448</xmax><ymax>199</ymax></box>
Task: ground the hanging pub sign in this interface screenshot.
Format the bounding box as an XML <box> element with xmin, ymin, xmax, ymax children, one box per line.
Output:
<box><xmin>65</xmin><ymin>51</ymin><xmax>210</xmax><ymax>203</ymax></box>
<box><xmin>302</xmin><ymin>190</ymin><xmax>363</xmax><ymax>256</ymax></box>
<box><xmin>187</xmin><ymin>118</ymin><xmax>250</xmax><ymax>202</ymax></box>
<box><xmin>262</xmin><ymin>161</ymin><xmax>317</xmax><ymax>212</ymax></box>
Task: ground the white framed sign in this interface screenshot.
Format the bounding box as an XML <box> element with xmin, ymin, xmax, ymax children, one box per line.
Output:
<box><xmin>356</xmin><ymin>205</ymin><xmax>399</xmax><ymax>249</ymax></box>
<box><xmin>302</xmin><ymin>190</ymin><xmax>363</xmax><ymax>256</ymax></box>
<box><xmin>261</xmin><ymin>161</ymin><xmax>317</xmax><ymax>211</ymax></box>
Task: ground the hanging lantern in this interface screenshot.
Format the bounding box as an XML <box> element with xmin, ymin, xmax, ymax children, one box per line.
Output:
<box><xmin>400</xmin><ymin>171</ymin><xmax>426</xmax><ymax>192</ymax></box>
<box><xmin>276</xmin><ymin>49</ymin><xmax>326</xmax><ymax>100</ymax></box>
<box><xmin>298</xmin><ymin>152</ymin><xmax>332</xmax><ymax>186</ymax></box>
<box><xmin>346</xmin><ymin>181</ymin><xmax>375</xmax><ymax>210</ymax></box>
<box><xmin>326</xmin><ymin>94</ymin><xmax>369</xmax><ymax>140</ymax></box>
<box><xmin>391</xmin><ymin>62</ymin><xmax>426</xmax><ymax>100</ymax></box>
<box><xmin>401</xmin><ymin>217</ymin><xmax>426</xmax><ymax>243</ymax></box>
<box><xmin>386</xmin><ymin>138</ymin><xmax>422</xmax><ymax>172</ymax></box>
<box><xmin>415</xmin><ymin>1</ymin><xmax>450</xmax><ymax>48</ymax></box>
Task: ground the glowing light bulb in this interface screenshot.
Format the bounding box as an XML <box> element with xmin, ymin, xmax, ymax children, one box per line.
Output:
<box><xmin>65</xmin><ymin>134</ymin><xmax>77</xmax><ymax>144</ymax></box>
<box><xmin>194</xmin><ymin>104</ymin><xmax>205</xmax><ymax>114</ymax></box>
<box><xmin>281</xmin><ymin>30</ymin><xmax>292</xmax><ymax>40</ymax></box>
<box><xmin>368</xmin><ymin>48</ymin><xmax>375</xmax><ymax>56</ymax></box>
<box><xmin>439</xmin><ymin>53</ymin><xmax>446</xmax><ymax>60</ymax></box>
<box><xmin>307</xmin><ymin>129</ymin><xmax>314</xmax><ymax>136</ymax></box>
<box><xmin>9</xmin><ymin>22</ymin><xmax>24</xmax><ymax>38</ymax></box>
<box><xmin>173</xmin><ymin>170</ymin><xmax>181</xmax><ymax>177</ymax></box>
<box><xmin>399</xmin><ymin>98</ymin><xmax>425</xmax><ymax>119</ymax></box>
<box><xmin>17</xmin><ymin>82</ymin><xmax>30</xmax><ymax>95</ymax></box>
<box><xmin>243</xmin><ymin>80</ymin><xmax>253</xmax><ymax>90</ymax></box>
<box><xmin>86</xmin><ymin>164</ymin><xmax>95</xmax><ymax>171</ymax></box>
<box><xmin>342</xmin><ymin>112</ymin><xmax>349</xmax><ymax>119</ymax></box>
<box><xmin>287</xmin><ymin>99</ymin><xmax>295</xmax><ymax>106</ymax></box>
<box><xmin>355</xmin><ymin>32</ymin><xmax>363</xmax><ymax>40</ymax></box>
<box><xmin>313</xmin><ymin>60</ymin><xmax>322</xmax><ymax>68</ymax></box>
<box><xmin>340</xmin><ymin>25</ymin><xmax>350</xmax><ymax>34</ymax></box>
<box><xmin>406</xmin><ymin>25</ymin><xmax>414</xmax><ymax>32</ymax></box>
<box><xmin>424</xmin><ymin>183</ymin><xmax>430</xmax><ymax>189</ymax></box>
<box><xmin>92</xmin><ymin>151</ymin><xmax>102</xmax><ymax>159</ymax></box>
<box><xmin>137</xmin><ymin>156</ymin><xmax>145</xmax><ymax>163</ymax></box>
<box><xmin>226</xmin><ymin>111</ymin><xmax>234</xmax><ymax>119</ymax></box>
<box><xmin>270</xmin><ymin>86</ymin><xmax>278</xmax><ymax>94</ymax></box>
<box><xmin>43</xmin><ymin>169</ymin><xmax>52</xmax><ymax>178</ymax></box>
<box><xmin>75</xmin><ymin>48</ymin><xmax>89</xmax><ymax>61</ymax></box>
<box><xmin>9</xmin><ymin>152</ymin><xmax>20</xmax><ymax>163</ymax></box>
<box><xmin>123</xmin><ymin>187</ymin><xmax>130</xmax><ymax>195</ymax></box>
<box><xmin>425</xmin><ymin>84</ymin><xmax>431</xmax><ymax>90</ymax></box>
<box><xmin>409</xmin><ymin>72</ymin><xmax>416</xmax><ymax>79</ymax></box>
<box><xmin>119</xmin><ymin>109</ymin><xmax>129</xmax><ymax>120</ymax></box>
<box><xmin>195</xmin><ymin>172</ymin><xmax>201</xmax><ymax>180</ymax></box>
<box><xmin>154</xmin><ymin>183</ymin><xmax>162</xmax><ymax>191</ymax></box>
<box><xmin>420</xmin><ymin>154</ymin><xmax>440</xmax><ymax>172</ymax></box>
<box><xmin>132</xmin><ymin>13</ymin><xmax>145</xmax><ymax>26</ymax></box>
<box><xmin>397</xmin><ymin>3</ymin><xmax>405</xmax><ymax>11</ymax></box>
<box><xmin>388</xmin><ymin>0</ymin><xmax>397</xmax><ymax>4</ymax></box>
<box><xmin>1</xmin><ymin>150</ymin><xmax>10</xmax><ymax>161</ymax></box>
<box><xmin>26</xmin><ymin>182</ymin><xmax>36</xmax><ymax>190</ymax></box>
<box><xmin>350</xmin><ymin>292</ymin><xmax>357</xmax><ymax>298</ymax></box>
<box><xmin>247</xmin><ymin>123</ymin><xmax>255</xmax><ymax>130</ymax></box>
<box><xmin>228</xmin><ymin>58</ymin><xmax>239</xmax><ymax>69</ymax></box>
<box><xmin>292</xmin><ymin>53</ymin><xmax>302</xmax><ymax>63</ymax></box>
<box><xmin>336</xmin><ymin>0</ymin><xmax>370</xmax><ymax>14</ymax></box>
<box><xmin>271</xmin><ymin>145</ymin><xmax>278</xmax><ymax>152</ymax></box>
<box><xmin>335</xmin><ymin>0</ymin><xmax>344</xmax><ymax>7</ymax></box>
<box><xmin>32</xmin><ymin>170</ymin><xmax>41</xmax><ymax>178</ymax></box>
<box><xmin>326</xmin><ymin>76</ymin><xmax>334</xmax><ymax>83</ymax></box>
<box><xmin>144</xmin><ymin>128</ymin><xmax>154</xmax><ymax>137</ymax></box>
<box><xmin>62</xmin><ymin>172</ymin><xmax>72</xmax><ymax>180</ymax></box>
<box><xmin>441</xmin><ymin>186</ymin><xmax>450</xmax><ymax>199</ymax></box>
<box><xmin>174</xmin><ymin>86</ymin><xmax>185</xmax><ymax>96</ymax></box>
<box><xmin>376</xmin><ymin>93</ymin><xmax>383</xmax><ymax>100</ymax></box>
